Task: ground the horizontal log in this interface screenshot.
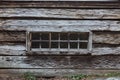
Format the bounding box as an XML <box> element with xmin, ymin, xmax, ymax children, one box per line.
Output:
<box><xmin>93</xmin><ymin>31</ymin><xmax>120</xmax><ymax>44</ymax></box>
<box><xmin>1</xmin><ymin>25</ymin><xmax>119</xmax><ymax>32</ymax></box>
<box><xmin>93</xmin><ymin>47</ymin><xmax>120</xmax><ymax>55</ymax></box>
<box><xmin>0</xmin><ymin>9</ymin><xmax>120</xmax><ymax>19</ymax></box>
<box><xmin>1</xmin><ymin>0</ymin><xmax>118</xmax><ymax>1</ymax></box>
<box><xmin>0</xmin><ymin>1</ymin><xmax>120</xmax><ymax>8</ymax></box>
<box><xmin>0</xmin><ymin>56</ymin><xmax>120</xmax><ymax>69</ymax></box>
<box><xmin>0</xmin><ymin>56</ymin><xmax>91</xmax><ymax>69</ymax></box>
<box><xmin>1</xmin><ymin>69</ymin><xmax>120</xmax><ymax>77</ymax></box>
<box><xmin>0</xmin><ymin>44</ymin><xmax>26</xmax><ymax>55</ymax></box>
<box><xmin>0</xmin><ymin>49</ymin><xmax>25</xmax><ymax>56</ymax></box>
<box><xmin>1</xmin><ymin>20</ymin><xmax>119</xmax><ymax>26</ymax></box>
<box><xmin>0</xmin><ymin>45</ymin><xmax>25</xmax><ymax>50</ymax></box>
<box><xmin>0</xmin><ymin>31</ymin><xmax>25</xmax><ymax>41</ymax></box>
<box><xmin>0</xmin><ymin>20</ymin><xmax>120</xmax><ymax>31</ymax></box>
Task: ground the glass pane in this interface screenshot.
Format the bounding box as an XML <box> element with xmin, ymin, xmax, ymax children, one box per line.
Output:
<box><xmin>60</xmin><ymin>33</ymin><xmax>68</xmax><ymax>40</ymax></box>
<box><xmin>79</xmin><ymin>42</ymin><xmax>88</xmax><ymax>49</ymax></box>
<box><xmin>31</xmin><ymin>42</ymin><xmax>39</xmax><ymax>48</ymax></box>
<box><xmin>41</xmin><ymin>33</ymin><xmax>49</xmax><ymax>40</ymax></box>
<box><xmin>51</xmin><ymin>33</ymin><xmax>58</xmax><ymax>40</ymax></box>
<box><xmin>30</xmin><ymin>32</ymin><xmax>90</xmax><ymax>50</ymax></box>
<box><xmin>32</xmin><ymin>33</ymin><xmax>40</xmax><ymax>40</ymax></box>
<box><xmin>60</xmin><ymin>42</ymin><xmax>68</xmax><ymax>48</ymax></box>
<box><xmin>70</xmin><ymin>42</ymin><xmax>77</xmax><ymax>49</ymax></box>
<box><xmin>41</xmin><ymin>42</ymin><xmax>49</xmax><ymax>48</ymax></box>
<box><xmin>70</xmin><ymin>33</ymin><xmax>78</xmax><ymax>40</ymax></box>
<box><xmin>51</xmin><ymin>42</ymin><xmax>58</xmax><ymax>48</ymax></box>
<box><xmin>79</xmin><ymin>33</ymin><xmax>89</xmax><ymax>40</ymax></box>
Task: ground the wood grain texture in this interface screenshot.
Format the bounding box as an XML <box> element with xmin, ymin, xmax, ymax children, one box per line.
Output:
<box><xmin>0</xmin><ymin>0</ymin><xmax>120</xmax><ymax>76</ymax></box>
<box><xmin>0</xmin><ymin>44</ymin><xmax>25</xmax><ymax>55</ymax></box>
<box><xmin>0</xmin><ymin>31</ymin><xmax>25</xmax><ymax>41</ymax></box>
<box><xmin>93</xmin><ymin>31</ymin><xmax>120</xmax><ymax>44</ymax></box>
<box><xmin>92</xmin><ymin>47</ymin><xmax>120</xmax><ymax>55</ymax></box>
<box><xmin>1</xmin><ymin>0</ymin><xmax>118</xmax><ymax>1</ymax></box>
<box><xmin>0</xmin><ymin>30</ymin><xmax>119</xmax><ymax>44</ymax></box>
<box><xmin>0</xmin><ymin>56</ymin><xmax>92</xmax><ymax>69</ymax></box>
<box><xmin>0</xmin><ymin>44</ymin><xmax>119</xmax><ymax>55</ymax></box>
<box><xmin>1</xmin><ymin>69</ymin><xmax>120</xmax><ymax>77</ymax></box>
<box><xmin>0</xmin><ymin>1</ymin><xmax>120</xmax><ymax>8</ymax></box>
<box><xmin>0</xmin><ymin>8</ymin><xmax>120</xmax><ymax>19</ymax></box>
<box><xmin>1</xmin><ymin>20</ymin><xmax>119</xmax><ymax>26</ymax></box>
<box><xmin>0</xmin><ymin>20</ymin><xmax>120</xmax><ymax>31</ymax></box>
<box><xmin>1</xmin><ymin>56</ymin><xmax>120</xmax><ymax>69</ymax></box>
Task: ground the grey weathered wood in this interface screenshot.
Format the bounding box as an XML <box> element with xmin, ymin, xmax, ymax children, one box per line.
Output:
<box><xmin>0</xmin><ymin>20</ymin><xmax>120</xmax><ymax>31</ymax></box>
<box><xmin>0</xmin><ymin>45</ymin><xmax>25</xmax><ymax>50</ymax></box>
<box><xmin>0</xmin><ymin>31</ymin><xmax>25</xmax><ymax>41</ymax></box>
<box><xmin>0</xmin><ymin>0</ymin><xmax>120</xmax><ymax>77</ymax></box>
<box><xmin>88</xmin><ymin>31</ymin><xmax>92</xmax><ymax>51</ymax></box>
<box><xmin>26</xmin><ymin>32</ymin><xmax>31</xmax><ymax>52</ymax></box>
<box><xmin>1</xmin><ymin>56</ymin><xmax>120</xmax><ymax>69</ymax></box>
<box><xmin>0</xmin><ymin>44</ymin><xmax>119</xmax><ymax>55</ymax></box>
<box><xmin>0</xmin><ymin>0</ymin><xmax>118</xmax><ymax>2</ymax></box>
<box><xmin>0</xmin><ymin>20</ymin><xmax>119</xmax><ymax>26</ymax></box>
<box><xmin>0</xmin><ymin>56</ymin><xmax>91</xmax><ymax>69</ymax></box>
<box><xmin>0</xmin><ymin>49</ymin><xmax>25</xmax><ymax>56</ymax></box>
<box><xmin>93</xmin><ymin>31</ymin><xmax>120</xmax><ymax>44</ymax></box>
<box><xmin>0</xmin><ymin>1</ymin><xmax>119</xmax><ymax>8</ymax></box>
<box><xmin>1</xmin><ymin>69</ymin><xmax>120</xmax><ymax>77</ymax></box>
<box><xmin>0</xmin><ymin>9</ymin><xmax>120</xmax><ymax>19</ymax></box>
<box><xmin>0</xmin><ymin>45</ymin><xmax>25</xmax><ymax>55</ymax></box>
<box><xmin>92</xmin><ymin>47</ymin><xmax>120</xmax><ymax>55</ymax></box>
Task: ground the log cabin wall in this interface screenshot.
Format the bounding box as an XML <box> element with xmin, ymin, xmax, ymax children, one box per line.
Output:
<box><xmin>0</xmin><ymin>0</ymin><xmax>120</xmax><ymax>76</ymax></box>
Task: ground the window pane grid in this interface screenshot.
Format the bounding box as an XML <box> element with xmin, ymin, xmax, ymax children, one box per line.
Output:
<box><xmin>30</xmin><ymin>32</ymin><xmax>90</xmax><ymax>51</ymax></box>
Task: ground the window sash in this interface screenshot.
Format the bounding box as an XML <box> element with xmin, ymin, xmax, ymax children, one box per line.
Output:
<box><xmin>26</xmin><ymin>31</ymin><xmax>92</xmax><ymax>52</ymax></box>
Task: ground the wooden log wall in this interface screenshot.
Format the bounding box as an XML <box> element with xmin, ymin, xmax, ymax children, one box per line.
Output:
<box><xmin>0</xmin><ymin>1</ymin><xmax>120</xmax><ymax>76</ymax></box>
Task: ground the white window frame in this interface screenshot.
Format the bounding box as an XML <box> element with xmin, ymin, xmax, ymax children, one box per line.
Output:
<box><xmin>26</xmin><ymin>31</ymin><xmax>92</xmax><ymax>52</ymax></box>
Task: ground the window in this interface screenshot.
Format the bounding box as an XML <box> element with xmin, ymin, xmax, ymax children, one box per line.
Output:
<box><xmin>26</xmin><ymin>32</ymin><xmax>92</xmax><ymax>52</ymax></box>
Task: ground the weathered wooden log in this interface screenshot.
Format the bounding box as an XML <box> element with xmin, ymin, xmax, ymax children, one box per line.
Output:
<box><xmin>1</xmin><ymin>69</ymin><xmax>120</xmax><ymax>77</ymax></box>
<box><xmin>0</xmin><ymin>9</ymin><xmax>120</xmax><ymax>19</ymax></box>
<box><xmin>0</xmin><ymin>20</ymin><xmax>120</xmax><ymax>31</ymax></box>
<box><xmin>0</xmin><ymin>56</ymin><xmax>120</xmax><ymax>69</ymax></box>
<box><xmin>0</xmin><ymin>20</ymin><xmax>119</xmax><ymax>26</ymax></box>
<box><xmin>0</xmin><ymin>31</ymin><xmax>25</xmax><ymax>41</ymax></box>
<box><xmin>93</xmin><ymin>31</ymin><xmax>120</xmax><ymax>44</ymax></box>
<box><xmin>0</xmin><ymin>1</ymin><xmax>120</xmax><ymax>8</ymax></box>
<box><xmin>0</xmin><ymin>0</ymin><xmax>118</xmax><ymax>2</ymax></box>
<box><xmin>92</xmin><ymin>47</ymin><xmax>120</xmax><ymax>55</ymax></box>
